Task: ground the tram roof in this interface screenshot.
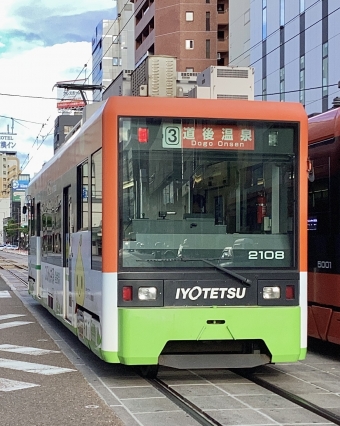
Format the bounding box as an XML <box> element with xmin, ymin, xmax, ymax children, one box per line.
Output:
<box><xmin>308</xmin><ymin>107</ymin><xmax>340</xmax><ymax>144</ymax></box>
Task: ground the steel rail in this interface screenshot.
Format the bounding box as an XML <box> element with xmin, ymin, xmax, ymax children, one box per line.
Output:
<box><xmin>236</xmin><ymin>370</ymin><xmax>340</xmax><ymax>426</ymax></box>
<box><xmin>149</xmin><ymin>378</ymin><xmax>224</xmax><ymax>426</ymax></box>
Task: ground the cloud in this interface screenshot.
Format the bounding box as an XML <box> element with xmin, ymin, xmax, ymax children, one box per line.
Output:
<box><xmin>0</xmin><ymin>41</ymin><xmax>96</xmax><ymax>176</ymax></box>
<box><xmin>0</xmin><ymin>0</ymin><xmax>117</xmax><ymax>177</ymax></box>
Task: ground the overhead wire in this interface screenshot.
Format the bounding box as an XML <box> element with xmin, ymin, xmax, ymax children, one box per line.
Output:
<box><xmin>249</xmin><ymin>5</ymin><xmax>340</xmax><ymax>69</ymax></box>
<box><xmin>22</xmin><ymin>0</ymin><xmax>144</xmax><ymax>173</ymax></box>
<box><xmin>20</xmin><ymin>2</ymin><xmax>131</xmax><ymax>172</ymax></box>
<box><xmin>14</xmin><ymin>2</ymin><xmax>340</xmax><ymax>172</ymax></box>
<box><xmin>230</xmin><ymin>0</ymin><xmax>321</xmax><ymax>66</ymax></box>
<box><xmin>22</xmin><ymin>0</ymin><xmax>137</xmax><ymax>173</ymax></box>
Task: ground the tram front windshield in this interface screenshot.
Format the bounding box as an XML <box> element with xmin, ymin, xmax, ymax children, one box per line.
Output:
<box><xmin>119</xmin><ymin>117</ymin><xmax>298</xmax><ymax>269</ymax></box>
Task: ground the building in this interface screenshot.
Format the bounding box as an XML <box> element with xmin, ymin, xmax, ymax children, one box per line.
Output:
<box><xmin>129</xmin><ymin>0</ymin><xmax>230</xmax><ymax>72</ymax></box>
<box><xmin>0</xmin><ymin>152</ymin><xmax>21</xmax><ymax>198</ymax></box>
<box><xmin>54</xmin><ymin>115</ymin><xmax>82</xmax><ymax>154</ymax></box>
<box><xmin>229</xmin><ymin>0</ymin><xmax>340</xmax><ymax>115</ymax></box>
<box><xmin>91</xmin><ymin>1</ymin><xmax>135</xmax><ymax>101</ymax></box>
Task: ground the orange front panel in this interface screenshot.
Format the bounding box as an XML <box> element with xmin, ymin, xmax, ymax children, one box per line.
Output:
<box><xmin>299</xmin><ymin>114</ymin><xmax>308</xmax><ymax>274</ymax></box>
<box><xmin>99</xmin><ymin>97</ymin><xmax>307</xmax><ymax>274</ymax></box>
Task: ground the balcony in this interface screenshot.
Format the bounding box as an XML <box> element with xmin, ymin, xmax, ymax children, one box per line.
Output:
<box><xmin>217</xmin><ymin>8</ymin><xmax>229</xmax><ymax>25</ymax></box>
<box><xmin>135</xmin><ymin>1</ymin><xmax>155</xmax><ymax>39</ymax></box>
<box><xmin>217</xmin><ymin>35</ymin><xmax>229</xmax><ymax>53</ymax></box>
<box><xmin>135</xmin><ymin>29</ymin><xmax>155</xmax><ymax>64</ymax></box>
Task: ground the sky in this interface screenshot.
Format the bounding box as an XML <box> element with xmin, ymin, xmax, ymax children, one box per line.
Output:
<box><xmin>0</xmin><ymin>0</ymin><xmax>117</xmax><ymax>177</ymax></box>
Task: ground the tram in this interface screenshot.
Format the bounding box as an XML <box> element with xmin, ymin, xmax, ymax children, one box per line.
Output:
<box><xmin>26</xmin><ymin>96</ymin><xmax>308</xmax><ymax>375</ymax></box>
<box><xmin>308</xmin><ymin>106</ymin><xmax>340</xmax><ymax>344</ymax></box>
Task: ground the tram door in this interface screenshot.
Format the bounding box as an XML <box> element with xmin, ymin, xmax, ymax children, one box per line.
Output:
<box><xmin>63</xmin><ymin>186</ymin><xmax>73</xmax><ymax>322</ymax></box>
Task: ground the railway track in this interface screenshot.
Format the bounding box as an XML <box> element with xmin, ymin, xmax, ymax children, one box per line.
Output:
<box><xmin>1</xmin><ymin>251</ymin><xmax>339</xmax><ymax>425</ymax></box>
<box><xmin>0</xmin><ymin>255</ymin><xmax>28</xmax><ymax>286</ymax></box>
<box><xmin>145</xmin><ymin>367</ymin><xmax>340</xmax><ymax>426</ymax></box>
<box><xmin>238</xmin><ymin>369</ymin><xmax>340</xmax><ymax>425</ymax></box>
<box><xmin>150</xmin><ymin>377</ymin><xmax>223</xmax><ymax>426</ymax></box>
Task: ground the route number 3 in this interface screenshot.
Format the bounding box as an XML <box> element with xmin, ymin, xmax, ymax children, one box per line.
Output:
<box><xmin>164</xmin><ymin>126</ymin><xmax>180</xmax><ymax>146</ymax></box>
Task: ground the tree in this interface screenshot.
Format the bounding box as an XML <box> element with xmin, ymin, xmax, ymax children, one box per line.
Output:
<box><xmin>3</xmin><ymin>220</ymin><xmax>28</xmax><ymax>247</ymax></box>
<box><xmin>3</xmin><ymin>219</ymin><xmax>17</xmax><ymax>243</ymax></box>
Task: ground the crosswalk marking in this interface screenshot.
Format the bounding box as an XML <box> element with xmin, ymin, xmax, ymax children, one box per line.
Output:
<box><xmin>0</xmin><ymin>291</ymin><xmax>11</xmax><ymax>298</ymax></box>
<box><xmin>0</xmin><ymin>345</ymin><xmax>60</xmax><ymax>356</ymax></box>
<box><xmin>0</xmin><ymin>358</ymin><xmax>76</xmax><ymax>375</ymax></box>
<box><xmin>0</xmin><ymin>378</ymin><xmax>39</xmax><ymax>392</ymax></box>
<box><xmin>0</xmin><ymin>321</ymin><xmax>33</xmax><ymax>330</ymax></box>
<box><xmin>0</xmin><ymin>314</ymin><xmax>25</xmax><ymax>321</ymax></box>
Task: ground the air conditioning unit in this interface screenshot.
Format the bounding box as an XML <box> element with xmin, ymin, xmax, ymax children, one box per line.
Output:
<box><xmin>217</xmin><ymin>53</ymin><xmax>221</xmax><ymax>60</ymax></box>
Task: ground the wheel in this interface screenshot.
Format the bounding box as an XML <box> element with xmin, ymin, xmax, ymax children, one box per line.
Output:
<box><xmin>139</xmin><ymin>364</ymin><xmax>159</xmax><ymax>378</ymax></box>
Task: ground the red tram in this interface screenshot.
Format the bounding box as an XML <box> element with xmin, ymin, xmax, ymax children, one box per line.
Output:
<box><xmin>308</xmin><ymin>107</ymin><xmax>340</xmax><ymax>344</ymax></box>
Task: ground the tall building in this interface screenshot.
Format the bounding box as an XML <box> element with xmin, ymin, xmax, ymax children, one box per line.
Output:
<box><xmin>130</xmin><ymin>0</ymin><xmax>230</xmax><ymax>72</ymax></box>
<box><xmin>229</xmin><ymin>0</ymin><xmax>340</xmax><ymax>115</ymax></box>
<box><xmin>91</xmin><ymin>1</ymin><xmax>135</xmax><ymax>101</ymax></box>
<box><xmin>0</xmin><ymin>152</ymin><xmax>21</xmax><ymax>198</ymax></box>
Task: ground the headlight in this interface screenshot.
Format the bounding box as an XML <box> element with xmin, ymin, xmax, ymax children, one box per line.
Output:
<box><xmin>263</xmin><ymin>286</ymin><xmax>280</xmax><ymax>299</ymax></box>
<box><xmin>138</xmin><ymin>287</ymin><xmax>157</xmax><ymax>301</ymax></box>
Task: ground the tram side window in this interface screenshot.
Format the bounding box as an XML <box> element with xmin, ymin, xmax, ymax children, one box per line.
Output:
<box><xmin>308</xmin><ymin>156</ymin><xmax>330</xmax><ymax>234</ymax></box>
<box><xmin>54</xmin><ymin>204</ymin><xmax>61</xmax><ymax>253</ymax></box>
<box><xmin>30</xmin><ymin>199</ymin><xmax>35</xmax><ymax>236</ymax></box>
<box><xmin>77</xmin><ymin>161</ymin><xmax>89</xmax><ymax>231</ymax></box>
<box><xmin>91</xmin><ymin>149</ymin><xmax>102</xmax><ymax>270</ymax></box>
<box><xmin>42</xmin><ymin>213</ymin><xmax>53</xmax><ymax>256</ymax></box>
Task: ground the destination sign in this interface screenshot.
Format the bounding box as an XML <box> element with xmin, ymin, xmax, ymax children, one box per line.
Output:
<box><xmin>162</xmin><ymin>123</ymin><xmax>254</xmax><ymax>151</ymax></box>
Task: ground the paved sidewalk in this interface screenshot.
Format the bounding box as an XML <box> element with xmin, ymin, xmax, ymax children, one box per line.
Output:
<box><xmin>0</xmin><ymin>275</ymin><xmax>123</xmax><ymax>426</ymax></box>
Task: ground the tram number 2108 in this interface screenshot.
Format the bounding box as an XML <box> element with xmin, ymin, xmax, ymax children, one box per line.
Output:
<box><xmin>248</xmin><ymin>250</ymin><xmax>285</xmax><ymax>260</ymax></box>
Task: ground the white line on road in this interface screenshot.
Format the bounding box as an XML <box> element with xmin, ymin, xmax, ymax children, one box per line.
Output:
<box><xmin>0</xmin><ymin>358</ymin><xmax>76</xmax><ymax>375</ymax></box>
<box><xmin>0</xmin><ymin>314</ymin><xmax>25</xmax><ymax>321</ymax></box>
<box><xmin>0</xmin><ymin>344</ymin><xmax>60</xmax><ymax>355</ymax></box>
<box><xmin>0</xmin><ymin>291</ymin><xmax>11</xmax><ymax>298</ymax></box>
<box><xmin>0</xmin><ymin>321</ymin><xmax>33</xmax><ymax>330</ymax></box>
<box><xmin>0</xmin><ymin>378</ymin><xmax>39</xmax><ymax>392</ymax></box>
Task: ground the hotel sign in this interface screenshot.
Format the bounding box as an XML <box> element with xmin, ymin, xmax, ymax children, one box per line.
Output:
<box><xmin>0</xmin><ymin>134</ymin><xmax>16</xmax><ymax>150</ymax></box>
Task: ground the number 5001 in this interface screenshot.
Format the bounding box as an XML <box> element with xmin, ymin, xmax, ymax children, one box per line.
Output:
<box><xmin>248</xmin><ymin>250</ymin><xmax>285</xmax><ymax>260</ymax></box>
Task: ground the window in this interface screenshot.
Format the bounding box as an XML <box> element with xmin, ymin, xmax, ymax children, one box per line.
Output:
<box><xmin>113</xmin><ymin>57</ymin><xmax>122</xmax><ymax>66</ymax></box>
<box><xmin>186</xmin><ymin>11</ymin><xmax>194</xmax><ymax>21</ymax></box>
<box><xmin>206</xmin><ymin>39</ymin><xmax>210</xmax><ymax>59</ymax></box>
<box><xmin>322</xmin><ymin>42</ymin><xmax>328</xmax><ymax>97</ymax></box>
<box><xmin>186</xmin><ymin>40</ymin><xmax>194</xmax><ymax>50</ymax></box>
<box><xmin>218</xmin><ymin>30</ymin><xmax>224</xmax><ymax>41</ymax></box>
<box><xmin>262</xmin><ymin>0</ymin><xmax>267</xmax><ymax>39</ymax></box>
<box><xmin>262</xmin><ymin>77</ymin><xmax>267</xmax><ymax>100</ymax></box>
<box><xmin>300</xmin><ymin>0</ymin><xmax>305</xmax><ymax>13</ymax></box>
<box><xmin>280</xmin><ymin>0</ymin><xmax>285</xmax><ymax>26</ymax></box>
<box><xmin>120</xmin><ymin>117</ymin><xmax>298</xmax><ymax>269</ymax></box>
<box><xmin>244</xmin><ymin>9</ymin><xmax>250</xmax><ymax>24</ymax></box>
<box><xmin>299</xmin><ymin>55</ymin><xmax>305</xmax><ymax>104</ymax></box>
<box><xmin>91</xmin><ymin>149</ymin><xmax>102</xmax><ymax>270</ymax></box>
<box><xmin>186</xmin><ymin>67</ymin><xmax>194</xmax><ymax>72</ymax></box>
<box><xmin>77</xmin><ymin>161</ymin><xmax>89</xmax><ymax>231</ymax></box>
<box><xmin>206</xmin><ymin>12</ymin><xmax>210</xmax><ymax>31</ymax></box>
<box><xmin>280</xmin><ymin>67</ymin><xmax>285</xmax><ymax>101</ymax></box>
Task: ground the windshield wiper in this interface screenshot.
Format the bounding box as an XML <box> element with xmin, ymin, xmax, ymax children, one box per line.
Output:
<box><xmin>180</xmin><ymin>257</ymin><xmax>252</xmax><ymax>287</ymax></box>
<box><xmin>136</xmin><ymin>256</ymin><xmax>252</xmax><ymax>287</ymax></box>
